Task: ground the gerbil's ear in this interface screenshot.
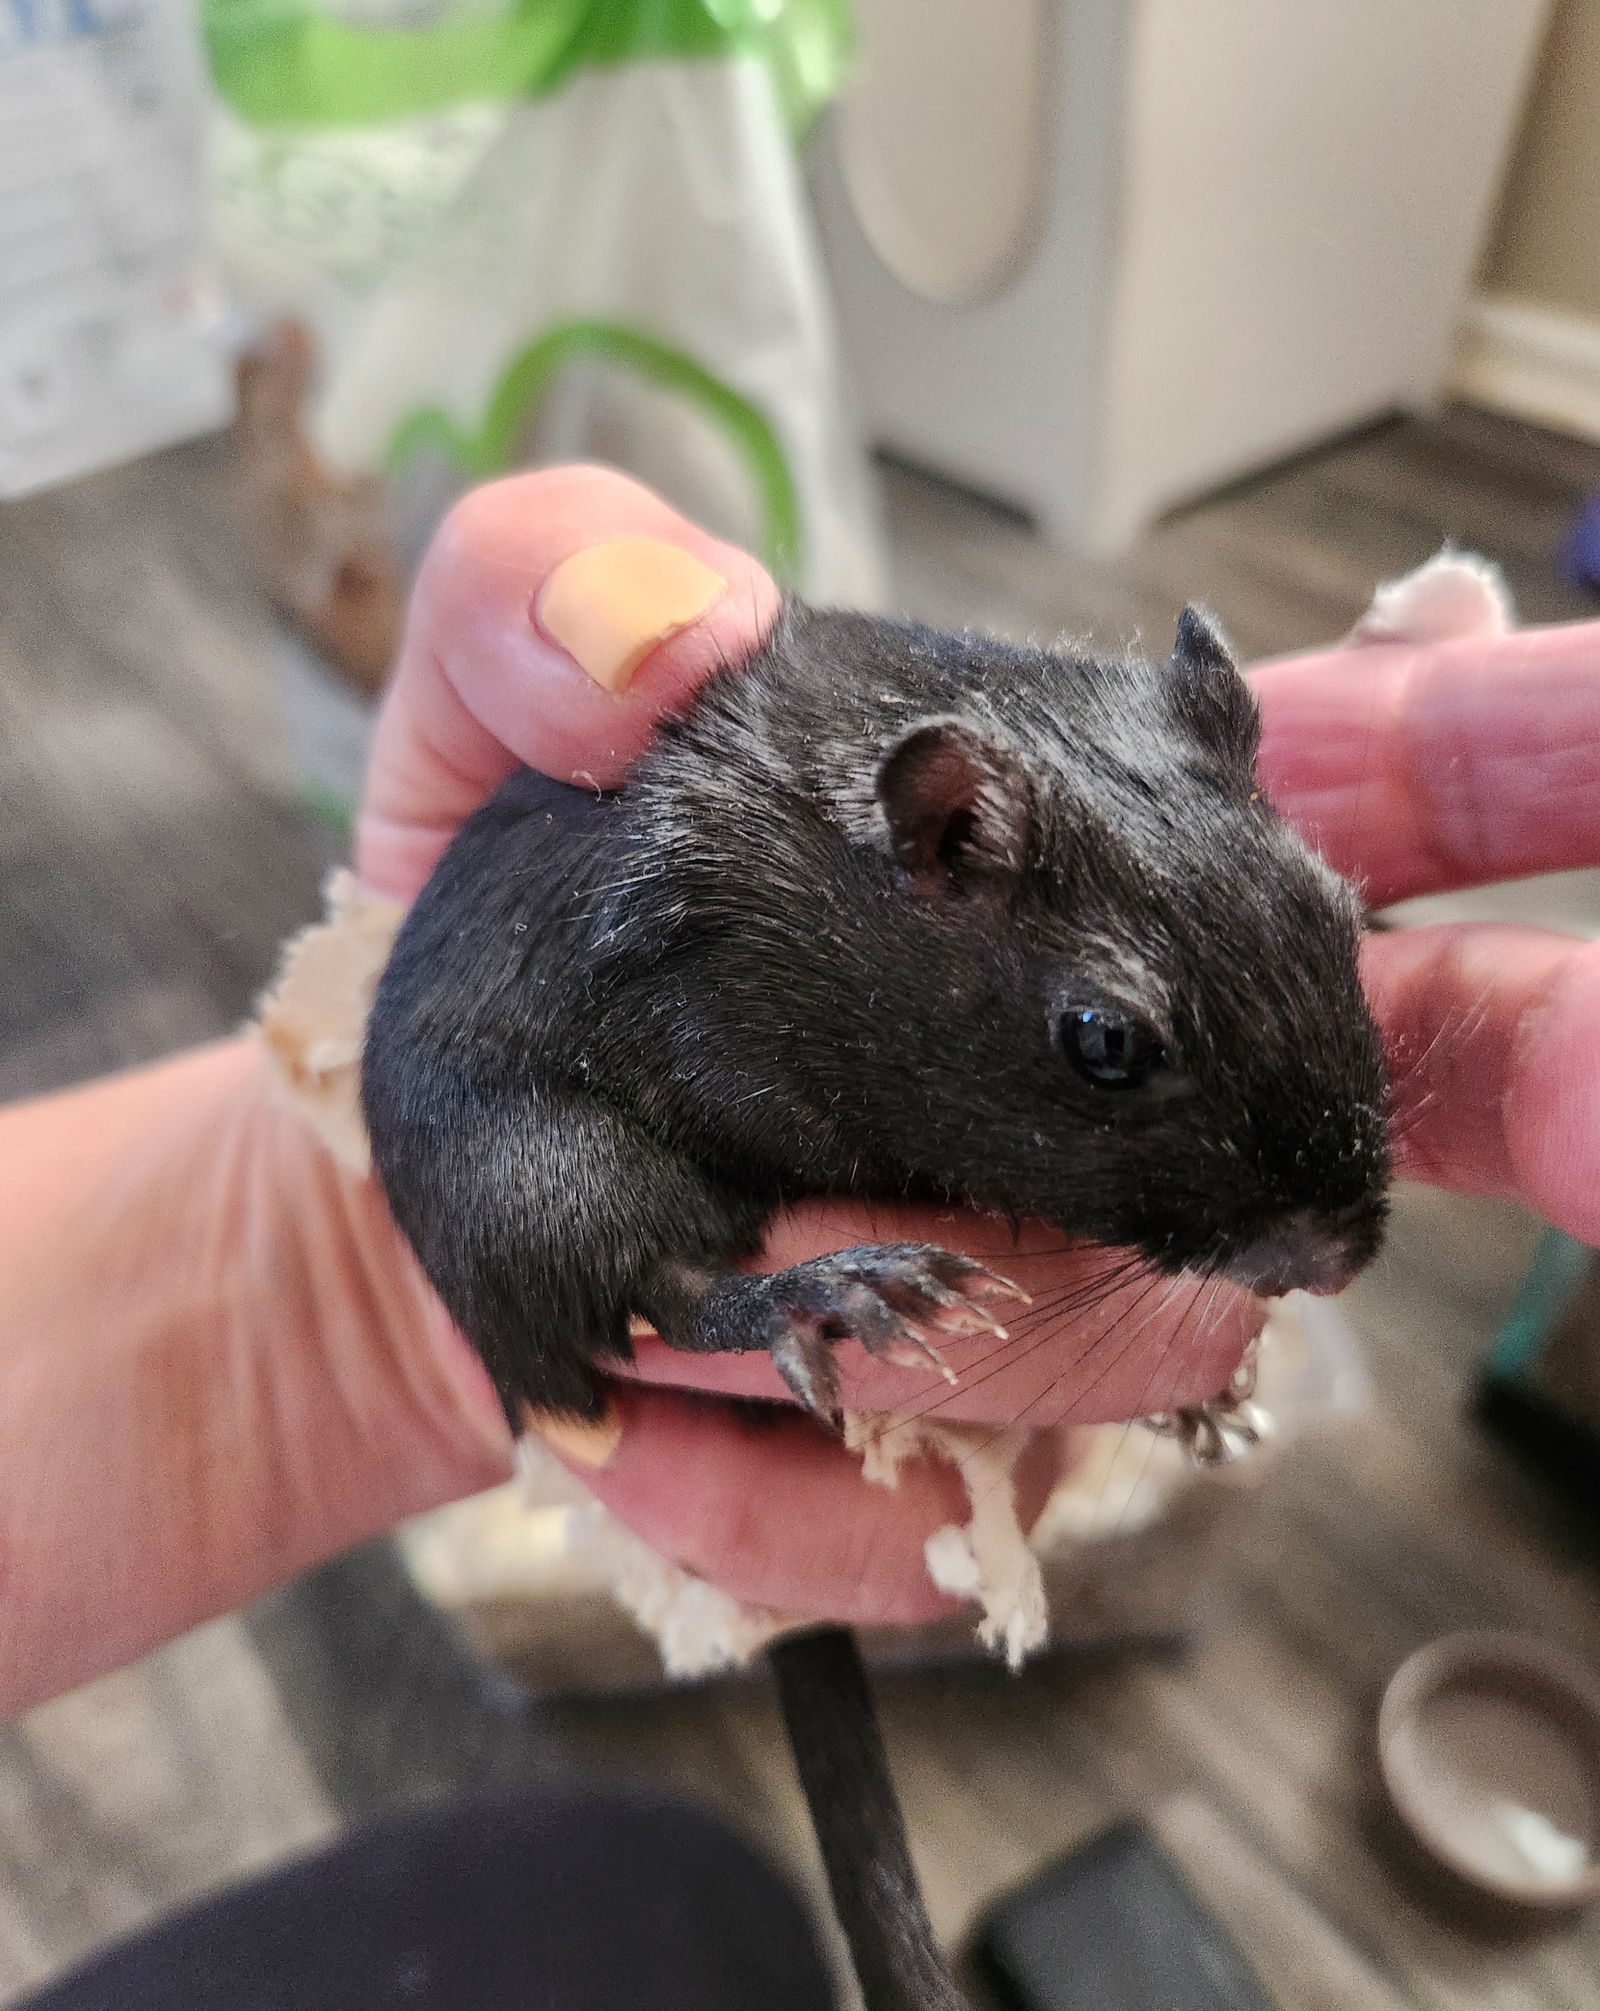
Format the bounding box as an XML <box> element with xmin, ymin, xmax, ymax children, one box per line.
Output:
<box><xmin>876</xmin><ymin>719</ymin><xmax>1027</xmax><ymax>894</ymax></box>
<box><xmin>1174</xmin><ymin>603</ymin><xmax>1233</xmax><ymax>674</ymax></box>
<box><xmin>1171</xmin><ymin>603</ymin><xmax>1260</xmax><ymax>769</ymax></box>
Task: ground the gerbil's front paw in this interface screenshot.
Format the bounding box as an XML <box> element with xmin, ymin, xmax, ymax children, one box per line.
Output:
<box><xmin>759</xmin><ymin>1243</ymin><xmax>1026</xmax><ymax>1425</ymax></box>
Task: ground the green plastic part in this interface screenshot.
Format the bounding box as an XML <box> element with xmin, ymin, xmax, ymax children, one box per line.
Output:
<box><xmin>203</xmin><ymin>0</ymin><xmax>853</xmax><ymax>137</ymax></box>
<box><xmin>386</xmin><ymin>317</ymin><xmax>802</xmax><ymax>580</ymax></box>
<box><xmin>1485</xmin><ymin>1227</ymin><xmax>1595</xmax><ymax>1383</ymax></box>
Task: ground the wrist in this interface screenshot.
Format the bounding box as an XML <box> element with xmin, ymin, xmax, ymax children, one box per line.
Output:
<box><xmin>0</xmin><ymin>1038</ymin><xmax>509</xmax><ymax>1714</ymax></box>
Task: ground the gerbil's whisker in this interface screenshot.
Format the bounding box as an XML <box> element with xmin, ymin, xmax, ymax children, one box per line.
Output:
<box><xmin>931</xmin><ymin>1265</ymin><xmax>1180</xmax><ymax>1484</ymax></box>
<box><xmin>867</xmin><ymin>1260</ymin><xmax>1152</xmax><ymax>1430</ymax></box>
<box><xmin>1054</xmin><ymin>1270</ymin><xmax>1217</xmax><ymax>1539</ymax></box>
<box><xmin>1014</xmin><ymin>1269</ymin><xmax>1203</xmax><ymax>1533</ymax></box>
<box><xmin>1026</xmin><ymin>1265</ymin><xmax>1212</xmax><ymax>1465</ymax></box>
<box><xmin>833</xmin><ymin>1235</ymin><xmax>1151</xmax><ymax>1418</ymax></box>
<box><xmin>1062</xmin><ymin>1269</ymin><xmax>1191</xmax><ymax>1415</ymax></box>
<box><xmin>979</xmin><ymin>1253</ymin><xmax>1151</xmax><ymax>1343</ymax></box>
<box><xmin>933</xmin><ymin>1282</ymin><xmax>1193</xmax><ymax>1527</ymax></box>
<box><xmin>1383</xmin><ymin>975</ymin><xmax>1500</xmax><ymax>1153</ymax></box>
<box><xmin>1392</xmin><ymin>976</ymin><xmax>1497</xmax><ymax>1081</ymax></box>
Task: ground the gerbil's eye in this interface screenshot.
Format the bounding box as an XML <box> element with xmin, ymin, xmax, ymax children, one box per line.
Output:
<box><xmin>1060</xmin><ymin>1008</ymin><xmax>1164</xmax><ymax>1090</ymax></box>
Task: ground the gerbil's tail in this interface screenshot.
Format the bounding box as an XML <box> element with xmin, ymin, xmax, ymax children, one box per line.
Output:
<box><xmin>769</xmin><ymin>1626</ymin><xmax>963</xmax><ymax>2011</ymax></box>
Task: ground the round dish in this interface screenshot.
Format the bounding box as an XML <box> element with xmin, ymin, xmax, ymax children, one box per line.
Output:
<box><xmin>1379</xmin><ymin>1632</ymin><xmax>1600</xmax><ymax>1910</ymax></box>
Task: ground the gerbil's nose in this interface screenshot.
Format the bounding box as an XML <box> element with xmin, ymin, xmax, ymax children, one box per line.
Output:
<box><xmin>1222</xmin><ymin>1205</ymin><xmax>1380</xmax><ymax>1299</ymax></box>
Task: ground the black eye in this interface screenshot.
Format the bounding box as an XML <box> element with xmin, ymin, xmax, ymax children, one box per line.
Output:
<box><xmin>1060</xmin><ymin>1008</ymin><xmax>1164</xmax><ymax>1090</ymax></box>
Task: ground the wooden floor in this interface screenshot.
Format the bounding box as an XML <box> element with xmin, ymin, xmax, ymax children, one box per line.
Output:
<box><xmin>2</xmin><ymin>407</ymin><xmax>1600</xmax><ymax>2006</ymax></box>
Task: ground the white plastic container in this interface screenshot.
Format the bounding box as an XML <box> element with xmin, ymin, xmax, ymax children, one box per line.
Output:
<box><xmin>810</xmin><ymin>0</ymin><xmax>1553</xmax><ymax>555</ymax></box>
<box><xmin>0</xmin><ymin>0</ymin><xmax>231</xmax><ymax>499</ymax></box>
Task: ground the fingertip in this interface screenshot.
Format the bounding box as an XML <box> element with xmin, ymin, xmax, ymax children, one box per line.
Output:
<box><xmin>535</xmin><ymin>539</ymin><xmax>732</xmax><ymax>692</ymax></box>
<box><xmin>1254</xmin><ymin>621</ymin><xmax>1600</xmax><ymax>904</ymax></box>
<box><xmin>1507</xmin><ymin>940</ymin><xmax>1600</xmax><ymax>1244</ymax></box>
<box><xmin>419</xmin><ymin>467</ymin><xmax>778</xmax><ymax>777</ymax></box>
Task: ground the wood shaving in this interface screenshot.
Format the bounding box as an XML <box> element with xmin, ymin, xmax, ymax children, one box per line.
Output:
<box><xmin>1346</xmin><ymin>547</ymin><xmax>1512</xmax><ymax>645</ymax></box>
<box><xmin>255</xmin><ymin>868</ymin><xmax>403</xmax><ymax>1173</ymax></box>
<box><xmin>845</xmin><ymin>1411</ymin><xmax>1048</xmax><ymax>1671</ymax></box>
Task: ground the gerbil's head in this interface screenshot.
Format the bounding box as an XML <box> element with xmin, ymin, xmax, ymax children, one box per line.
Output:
<box><xmin>628</xmin><ymin>602</ymin><xmax>1390</xmax><ymax>1298</ymax></box>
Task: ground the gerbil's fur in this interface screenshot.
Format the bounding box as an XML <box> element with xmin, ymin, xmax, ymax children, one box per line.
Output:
<box><xmin>362</xmin><ymin>601</ymin><xmax>1389</xmax><ymax>1425</ymax></box>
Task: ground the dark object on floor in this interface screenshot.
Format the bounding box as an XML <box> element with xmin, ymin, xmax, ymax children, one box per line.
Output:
<box><xmin>1561</xmin><ymin>492</ymin><xmax>1600</xmax><ymax>596</ymax></box>
<box><xmin>772</xmin><ymin>1626</ymin><xmax>962</xmax><ymax>2011</ymax></box>
<box><xmin>1475</xmin><ymin>1376</ymin><xmax>1600</xmax><ymax>1524</ymax></box>
<box><xmin>1476</xmin><ymin>1230</ymin><xmax>1600</xmax><ymax>1526</ymax></box>
<box><xmin>970</xmin><ymin>1819</ymin><xmax>1275</xmax><ymax>2011</ymax></box>
<box><xmin>17</xmin><ymin>1786</ymin><xmax>837</xmax><ymax>2011</ymax></box>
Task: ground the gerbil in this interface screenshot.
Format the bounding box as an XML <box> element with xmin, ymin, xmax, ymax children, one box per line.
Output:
<box><xmin>360</xmin><ymin>599</ymin><xmax>1392</xmax><ymax>2011</ymax></box>
<box><xmin>363</xmin><ymin>601</ymin><xmax>1389</xmax><ymax>1429</ymax></box>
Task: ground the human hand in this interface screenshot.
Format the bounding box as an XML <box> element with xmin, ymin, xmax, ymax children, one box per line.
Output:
<box><xmin>1253</xmin><ymin>626</ymin><xmax>1600</xmax><ymax>1235</ymax></box>
<box><xmin>11</xmin><ymin>479</ymin><xmax>1594</xmax><ymax>1715</ymax></box>
<box><xmin>3</xmin><ymin>467</ymin><xmax>1254</xmax><ymax>1718</ymax></box>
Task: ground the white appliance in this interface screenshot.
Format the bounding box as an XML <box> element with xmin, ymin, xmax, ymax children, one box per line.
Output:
<box><xmin>811</xmin><ymin>0</ymin><xmax>1553</xmax><ymax>555</ymax></box>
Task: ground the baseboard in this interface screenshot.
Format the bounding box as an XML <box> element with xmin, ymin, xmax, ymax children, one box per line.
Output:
<box><xmin>1452</xmin><ymin>292</ymin><xmax>1600</xmax><ymax>445</ymax></box>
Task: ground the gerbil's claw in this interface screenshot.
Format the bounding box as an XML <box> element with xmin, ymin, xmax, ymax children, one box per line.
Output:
<box><xmin>929</xmin><ymin>1252</ymin><xmax>1033</xmax><ymax>1306</ymax></box>
<box><xmin>825</xmin><ymin>1271</ymin><xmax>962</xmax><ymax>1388</ymax></box>
<box><xmin>872</xmin><ymin>1326</ymin><xmax>959</xmax><ymax>1384</ymax></box>
<box><xmin>769</xmin><ymin>1326</ymin><xmax>843</xmax><ymax>1429</ymax></box>
<box><xmin>915</xmin><ymin>1278</ymin><xmax>1011</xmax><ymax>1340</ymax></box>
<box><xmin>1147</xmin><ymin>1336</ymin><xmax>1268</xmax><ymax>1467</ymax></box>
<box><xmin>757</xmin><ymin>1243</ymin><xmax>1035</xmax><ymax>1417</ymax></box>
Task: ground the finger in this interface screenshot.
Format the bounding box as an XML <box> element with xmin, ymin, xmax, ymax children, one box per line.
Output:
<box><xmin>616</xmin><ymin>1199</ymin><xmax>1261</xmax><ymax>1427</ymax></box>
<box><xmin>1365</xmin><ymin>924</ymin><xmax>1600</xmax><ymax>1239</ymax></box>
<box><xmin>357</xmin><ymin>466</ymin><xmax>780</xmax><ymax>900</ymax></box>
<box><xmin>1250</xmin><ymin>621</ymin><xmax>1600</xmax><ymax>905</ymax></box>
<box><xmin>545</xmin><ymin>1385</ymin><xmax>1073</xmax><ymax>1626</ymax></box>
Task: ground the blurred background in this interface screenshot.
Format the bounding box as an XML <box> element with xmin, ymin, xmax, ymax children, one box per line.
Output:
<box><xmin>6</xmin><ymin>1</ymin><xmax>1600</xmax><ymax>2005</ymax></box>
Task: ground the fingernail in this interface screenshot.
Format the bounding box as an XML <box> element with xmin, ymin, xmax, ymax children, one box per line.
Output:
<box><xmin>537</xmin><ymin>538</ymin><xmax>727</xmax><ymax>691</ymax></box>
<box><xmin>525</xmin><ymin>1398</ymin><xmax>625</xmax><ymax>1469</ymax></box>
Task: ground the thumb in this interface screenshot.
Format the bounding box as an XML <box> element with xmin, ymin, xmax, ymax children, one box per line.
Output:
<box><xmin>357</xmin><ymin>466</ymin><xmax>780</xmax><ymax>901</ymax></box>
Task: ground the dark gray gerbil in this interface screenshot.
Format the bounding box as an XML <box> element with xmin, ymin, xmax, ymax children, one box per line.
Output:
<box><xmin>360</xmin><ymin>597</ymin><xmax>1392</xmax><ymax>2011</ymax></box>
<box><xmin>362</xmin><ymin>599</ymin><xmax>1390</xmax><ymax>1430</ymax></box>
